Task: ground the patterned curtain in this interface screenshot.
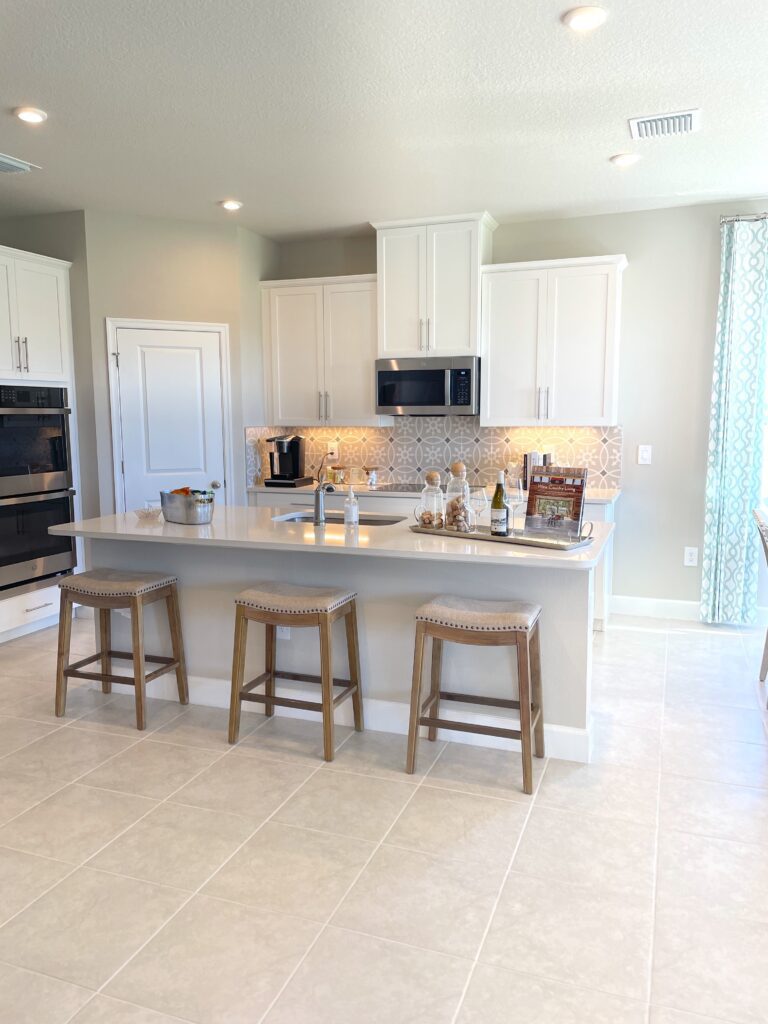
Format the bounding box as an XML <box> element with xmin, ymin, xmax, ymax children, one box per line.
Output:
<box><xmin>701</xmin><ymin>218</ymin><xmax>768</xmax><ymax>623</ymax></box>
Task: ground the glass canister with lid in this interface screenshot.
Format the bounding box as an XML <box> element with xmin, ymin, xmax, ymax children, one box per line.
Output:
<box><xmin>414</xmin><ymin>470</ymin><xmax>445</xmax><ymax>529</ymax></box>
<box><xmin>445</xmin><ymin>461</ymin><xmax>474</xmax><ymax>533</ymax></box>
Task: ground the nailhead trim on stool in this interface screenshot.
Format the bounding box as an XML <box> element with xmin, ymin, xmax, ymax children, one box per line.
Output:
<box><xmin>416</xmin><ymin>594</ymin><xmax>541</xmax><ymax>632</ymax></box>
<box><xmin>235</xmin><ymin>581</ymin><xmax>357</xmax><ymax>615</ymax></box>
<box><xmin>59</xmin><ymin>569</ymin><xmax>179</xmax><ymax>599</ymax></box>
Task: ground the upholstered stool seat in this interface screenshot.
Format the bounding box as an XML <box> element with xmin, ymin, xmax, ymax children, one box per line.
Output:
<box><xmin>407</xmin><ymin>594</ymin><xmax>544</xmax><ymax>794</ymax></box>
<box><xmin>228</xmin><ymin>581</ymin><xmax>363</xmax><ymax>761</ymax></box>
<box><xmin>55</xmin><ymin>570</ymin><xmax>188</xmax><ymax>730</ymax></box>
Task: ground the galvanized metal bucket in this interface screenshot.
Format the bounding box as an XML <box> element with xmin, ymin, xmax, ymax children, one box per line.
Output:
<box><xmin>160</xmin><ymin>490</ymin><xmax>215</xmax><ymax>525</ymax></box>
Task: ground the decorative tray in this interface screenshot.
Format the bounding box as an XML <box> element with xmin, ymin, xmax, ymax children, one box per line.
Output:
<box><xmin>408</xmin><ymin>523</ymin><xmax>594</xmax><ymax>551</ymax></box>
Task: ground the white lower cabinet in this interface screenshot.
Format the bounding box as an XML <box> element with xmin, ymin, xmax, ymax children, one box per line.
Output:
<box><xmin>0</xmin><ymin>585</ymin><xmax>61</xmax><ymax>640</ymax></box>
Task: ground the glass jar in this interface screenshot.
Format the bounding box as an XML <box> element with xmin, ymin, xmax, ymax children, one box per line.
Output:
<box><xmin>414</xmin><ymin>470</ymin><xmax>445</xmax><ymax>529</ymax></box>
<box><xmin>445</xmin><ymin>461</ymin><xmax>474</xmax><ymax>533</ymax></box>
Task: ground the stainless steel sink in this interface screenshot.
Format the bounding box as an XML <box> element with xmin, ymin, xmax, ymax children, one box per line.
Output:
<box><xmin>272</xmin><ymin>510</ymin><xmax>405</xmax><ymax>527</ymax></box>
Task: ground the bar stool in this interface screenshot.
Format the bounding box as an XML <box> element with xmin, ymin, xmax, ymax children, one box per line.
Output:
<box><xmin>55</xmin><ymin>569</ymin><xmax>188</xmax><ymax>730</ymax></box>
<box><xmin>406</xmin><ymin>595</ymin><xmax>544</xmax><ymax>794</ymax></box>
<box><xmin>228</xmin><ymin>581</ymin><xmax>363</xmax><ymax>761</ymax></box>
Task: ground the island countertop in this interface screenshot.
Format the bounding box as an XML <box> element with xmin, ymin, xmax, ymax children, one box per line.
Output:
<box><xmin>52</xmin><ymin>505</ymin><xmax>612</xmax><ymax>571</ymax></box>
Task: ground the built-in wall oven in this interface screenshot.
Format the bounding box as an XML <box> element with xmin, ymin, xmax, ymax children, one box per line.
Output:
<box><xmin>0</xmin><ymin>385</ymin><xmax>76</xmax><ymax>591</ymax></box>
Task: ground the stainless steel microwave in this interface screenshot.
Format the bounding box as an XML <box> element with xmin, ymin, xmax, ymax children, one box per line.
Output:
<box><xmin>375</xmin><ymin>357</ymin><xmax>480</xmax><ymax>416</ymax></box>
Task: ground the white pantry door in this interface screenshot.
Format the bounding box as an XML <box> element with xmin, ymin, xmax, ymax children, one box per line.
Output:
<box><xmin>110</xmin><ymin>322</ymin><xmax>229</xmax><ymax>510</ymax></box>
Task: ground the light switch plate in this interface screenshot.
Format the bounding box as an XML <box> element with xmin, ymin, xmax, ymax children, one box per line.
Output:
<box><xmin>326</xmin><ymin>445</ymin><xmax>339</xmax><ymax>461</ymax></box>
<box><xmin>637</xmin><ymin>445</ymin><xmax>653</xmax><ymax>465</ymax></box>
<box><xmin>683</xmin><ymin>546</ymin><xmax>699</xmax><ymax>567</ymax></box>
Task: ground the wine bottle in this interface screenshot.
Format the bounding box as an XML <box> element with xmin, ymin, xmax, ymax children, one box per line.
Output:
<box><xmin>490</xmin><ymin>471</ymin><xmax>509</xmax><ymax>536</ymax></box>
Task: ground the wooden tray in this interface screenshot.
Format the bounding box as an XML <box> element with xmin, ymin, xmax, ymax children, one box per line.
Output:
<box><xmin>409</xmin><ymin>524</ymin><xmax>593</xmax><ymax>551</ymax></box>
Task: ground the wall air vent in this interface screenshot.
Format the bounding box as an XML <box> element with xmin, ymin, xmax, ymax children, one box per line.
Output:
<box><xmin>0</xmin><ymin>152</ymin><xmax>41</xmax><ymax>174</ymax></box>
<box><xmin>628</xmin><ymin>109</ymin><xmax>702</xmax><ymax>140</ymax></box>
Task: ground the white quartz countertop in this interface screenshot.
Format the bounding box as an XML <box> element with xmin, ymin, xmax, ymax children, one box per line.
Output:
<box><xmin>247</xmin><ymin>483</ymin><xmax>622</xmax><ymax>505</ymax></box>
<box><xmin>52</xmin><ymin>506</ymin><xmax>613</xmax><ymax>571</ymax></box>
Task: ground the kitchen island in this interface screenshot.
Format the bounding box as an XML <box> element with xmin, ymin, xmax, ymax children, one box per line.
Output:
<box><xmin>52</xmin><ymin>507</ymin><xmax>613</xmax><ymax>762</ymax></box>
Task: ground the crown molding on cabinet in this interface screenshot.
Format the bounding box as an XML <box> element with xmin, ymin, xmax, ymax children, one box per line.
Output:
<box><xmin>261</xmin><ymin>273</ymin><xmax>376</xmax><ymax>289</ymax></box>
<box><xmin>370</xmin><ymin>211</ymin><xmax>498</xmax><ymax>232</ymax></box>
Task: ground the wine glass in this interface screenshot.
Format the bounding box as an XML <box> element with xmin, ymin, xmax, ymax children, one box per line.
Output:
<box><xmin>469</xmin><ymin>486</ymin><xmax>489</xmax><ymax>530</ymax></box>
<box><xmin>506</xmin><ymin>477</ymin><xmax>526</xmax><ymax>533</ymax></box>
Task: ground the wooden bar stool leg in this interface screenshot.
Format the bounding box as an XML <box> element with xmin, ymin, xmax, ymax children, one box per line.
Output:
<box><xmin>406</xmin><ymin>621</ymin><xmax>427</xmax><ymax>774</ymax></box>
<box><xmin>530</xmin><ymin>622</ymin><xmax>545</xmax><ymax>759</ymax></box>
<box><xmin>517</xmin><ymin>635</ymin><xmax>534</xmax><ymax>795</ymax></box>
<box><xmin>319</xmin><ymin>614</ymin><xmax>335</xmax><ymax>761</ymax></box>
<box><xmin>228</xmin><ymin>606</ymin><xmax>248</xmax><ymax>743</ymax></box>
<box><xmin>264</xmin><ymin>623</ymin><xmax>276</xmax><ymax>718</ymax></box>
<box><xmin>166</xmin><ymin>586</ymin><xmax>189</xmax><ymax>705</ymax></box>
<box><xmin>345</xmin><ymin>602</ymin><xmax>364</xmax><ymax>732</ymax></box>
<box><xmin>130</xmin><ymin>596</ymin><xmax>147</xmax><ymax>731</ymax></box>
<box><xmin>427</xmin><ymin>637</ymin><xmax>443</xmax><ymax>742</ymax></box>
<box><xmin>55</xmin><ymin>591</ymin><xmax>73</xmax><ymax>717</ymax></box>
<box><xmin>99</xmin><ymin>608</ymin><xmax>112</xmax><ymax>694</ymax></box>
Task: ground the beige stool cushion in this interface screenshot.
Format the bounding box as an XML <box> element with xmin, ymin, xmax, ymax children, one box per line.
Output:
<box><xmin>236</xmin><ymin>581</ymin><xmax>356</xmax><ymax>615</ymax></box>
<box><xmin>416</xmin><ymin>594</ymin><xmax>541</xmax><ymax>633</ymax></box>
<box><xmin>60</xmin><ymin>569</ymin><xmax>178</xmax><ymax>599</ymax></box>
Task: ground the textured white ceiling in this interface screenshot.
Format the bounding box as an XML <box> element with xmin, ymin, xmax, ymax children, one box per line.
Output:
<box><xmin>0</xmin><ymin>0</ymin><xmax>766</xmax><ymax>239</ymax></box>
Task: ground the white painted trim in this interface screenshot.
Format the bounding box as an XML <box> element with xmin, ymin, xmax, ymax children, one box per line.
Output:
<box><xmin>610</xmin><ymin>594</ymin><xmax>700</xmax><ymax>621</ymax></box>
<box><xmin>105</xmin><ymin>318</ymin><xmax>235</xmax><ymax>514</ymax></box>
<box><xmin>0</xmin><ymin>243</ymin><xmax>71</xmax><ymax>269</ymax></box>
<box><xmin>261</xmin><ymin>273</ymin><xmax>376</xmax><ymax>289</ymax></box>
<box><xmin>107</xmin><ymin>674</ymin><xmax>590</xmax><ymax>762</ymax></box>
<box><xmin>483</xmin><ymin>254</ymin><xmax>628</xmax><ymax>274</ymax></box>
<box><xmin>371</xmin><ymin>211</ymin><xmax>499</xmax><ymax>232</ymax></box>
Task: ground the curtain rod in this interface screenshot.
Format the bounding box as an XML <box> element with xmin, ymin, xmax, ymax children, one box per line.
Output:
<box><xmin>720</xmin><ymin>213</ymin><xmax>768</xmax><ymax>224</ymax></box>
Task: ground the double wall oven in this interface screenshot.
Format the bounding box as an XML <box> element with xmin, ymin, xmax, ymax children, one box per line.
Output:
<box><xmin>0</xmin><ymin>385</ymin><xmax>77</xmax><ymax>591</ymax></box>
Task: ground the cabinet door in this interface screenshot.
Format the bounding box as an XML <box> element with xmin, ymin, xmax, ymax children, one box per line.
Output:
<box><xmin>480</xmin><ymin>269</ymin><xmax>548</xmax><ymax>426</ymax></box>
<box><xmin>376</xmin><ymin>226</ymin><xmax>427</xmax><ymax>357</ymax></box>
<box><xmin>324</xmin><ymin>281</ymin><xmax>384</xmax><ymax>426</ymax></box>
<box><xmin>268</xmin><ymin>286</ymin><xmax>325</xmax><ymax>425</ymax></box>
<box><xmin>426</xmin><ymin>221</ymin><xmax>478</xmax><ymax>356</ymax></box>
<box><xmin>0</xmin><ymin>254</ymin><xmax>19</xmax><ymax>378</ymax></box>
<box><xmin>544</xmin><ymin>264</ymin><xmax>619</xmax><ymax>425</ymax></box>
<box><xmin>15</xmin><ymin>260</ymin><xmax>69</xmax><ymax>380</ymax></box>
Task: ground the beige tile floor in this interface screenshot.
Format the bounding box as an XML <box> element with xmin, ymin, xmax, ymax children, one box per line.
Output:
<box><xmin>0</xmin><ymin>615</ymin><xmax>766</xmax><ymax>1023</ymax></box>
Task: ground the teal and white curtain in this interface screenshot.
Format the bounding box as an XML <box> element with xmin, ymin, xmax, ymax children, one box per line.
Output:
<box><xmin>701</xmin><ymin>218</ymin><xmax>768</xmax><ymax>624</ymax></box>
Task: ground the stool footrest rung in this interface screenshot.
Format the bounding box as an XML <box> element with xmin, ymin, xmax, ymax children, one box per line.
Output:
<box><xmin>274</xmin><ymin>670</ymin><xmax>354</xmax><ymax>689</ymax></box>
<box><xmin>242</xmin><ymin>693</ymin><xmax>323</xmax><ymax>713</ymax></box>
<box><xmin>439</xmin><ymin>691</ymin><xmax>521</xmax><ymax>710</ymax></box>
<box><xmin>419</xmin><ymin>716</ymin><xmax>522</xmax><ymax>741</ymax></box>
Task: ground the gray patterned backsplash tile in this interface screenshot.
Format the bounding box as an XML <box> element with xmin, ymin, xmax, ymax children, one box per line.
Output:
<box><xmin>245</xmin><ymin>419</ymin><xmax>622</xmax><ymax>488</ymax></box>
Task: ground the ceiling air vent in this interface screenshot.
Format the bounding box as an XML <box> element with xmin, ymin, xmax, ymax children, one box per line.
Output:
<box><xmin>0</xmin><ymin>152</ymin><xmax>41</xmax><ymax>174</ymax></box>
<box><xmin>628</xmin><ymin>109</ymin><xmax>702</xmax><ymax>140</ymax></box>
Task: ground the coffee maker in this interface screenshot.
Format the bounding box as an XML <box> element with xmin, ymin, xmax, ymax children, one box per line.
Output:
<box><xmin>264</xmin><ymin>435</ymin><xmax>312</xmax><ymax>487</ymax></box>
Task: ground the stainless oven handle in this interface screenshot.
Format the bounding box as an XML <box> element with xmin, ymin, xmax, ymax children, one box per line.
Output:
<box><xmin>0</xmin><ymin>407</ymin><xmax>72</xmax><ymax>415</ymax></box>
<box><xmin>22</xmin><ymin>337</ymin><xmax>30</xmax><ymax>373</ymax></box>
<box><xmin>0</xmin><ymin>489</ymin><xmax>75</xmax><ymax>507</ymax></box>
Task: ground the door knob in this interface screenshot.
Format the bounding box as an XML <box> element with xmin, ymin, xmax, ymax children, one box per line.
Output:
<box><xmin>210</xmin><ymin>480</ymin><xmax>222</xmax><ymax>489</ymax></box>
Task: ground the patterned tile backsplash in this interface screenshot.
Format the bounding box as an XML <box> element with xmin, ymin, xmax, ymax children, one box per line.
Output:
<box><xmin>246</xmin><ymin>419</ymin><xmax>622</xmax><ymax>488</ymax></box>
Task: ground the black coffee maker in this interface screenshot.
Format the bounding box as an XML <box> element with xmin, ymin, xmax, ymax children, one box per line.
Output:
<box><xmin>264</xmin><ymin>435</ymin><xmax>312</xmax><ymax>487</ymax></box>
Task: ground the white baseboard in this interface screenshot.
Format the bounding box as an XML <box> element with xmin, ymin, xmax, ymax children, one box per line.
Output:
<box><xmin>610</xmin><ymin>595</ymin><xmax>700</xmax><ymax>621</ymax></box>
<box><xmin>110</xmin><ymin>674</ymin><xmax>591</xmax><ymax>763</ymax></box>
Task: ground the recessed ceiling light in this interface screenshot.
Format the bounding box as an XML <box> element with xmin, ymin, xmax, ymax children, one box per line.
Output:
<box><xmin>13</xmin><ymin>106</ymin><xmax>48</xmax><ymax>124</ymax></box>
<box><xmin>219</xmin><ymin>199</ymin><xmax>243</xmax><ymax>211</ymax></box>
<box><xmin>610</xmin><ymin>152</ymin><xmax>641</xmax><ymax>168</ymax></box>
<box><xmin>561</xmin><ymin>6</ymin><xmax>609</xmax><ymax>31</ymax></box>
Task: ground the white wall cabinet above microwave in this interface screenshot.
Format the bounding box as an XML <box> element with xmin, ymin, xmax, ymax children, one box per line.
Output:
<box><xmin>372</xmin><ymin>213</ymin><xmax>496</xmax><ymax>359</ymax></box>
<box><xmin>263</xmin><ymin>275</ymin><xmax>393</xmax><ymax>427</ymax></box>
<box><xmin>0</xmin><ymin>247</ymin><xmax>72</xmax><ymax>383</ymax></box>
<box><xmin>480</xmin><ymin>255</ymin><xmax>627</xmax><ymax>427</ymax></box>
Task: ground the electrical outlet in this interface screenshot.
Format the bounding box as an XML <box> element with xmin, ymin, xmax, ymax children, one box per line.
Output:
<box><xmin>277</xmin><ymin>626</ymin><xmax>291</xmax><ymax>640</ymax></box>
<box><xmin>683</xmin><ymin>546</ymin><xmax>699</xmax><ymax>567</ymax></box>
<box><xmin>637</xmin><ymin>444</ymin><xmax>653</xmax><ymax>465</ymax></box>
<box><xmin>326</xmin><ymin>445</ymin><xmax>339</xmax><ymax>461</ymax></box>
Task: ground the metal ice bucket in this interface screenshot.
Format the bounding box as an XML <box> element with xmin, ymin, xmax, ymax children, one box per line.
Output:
<box><xmin>160</xmin><ymin>490</ymin><xmax>215</xmax><ymax>525</ymax></box>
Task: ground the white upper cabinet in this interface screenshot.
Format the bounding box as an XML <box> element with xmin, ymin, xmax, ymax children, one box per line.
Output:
<box><xmin>373</xmin><ymin>213</ymin><xmax>496</xmax><ymax>358</ymax></box>
<box><xmin>0</xmin><ymin>248</ymin><xmax>72</xmax><ymax>383</ymax></box>
<box><xmin>264</xmin><ymin>275</ymin><xmax>391</xmax><ymax>428</ymax></box>
<box><xmin>481</xmin><ymin>255</ymin><xmax>626</xmax><ymax>427</ymax></box>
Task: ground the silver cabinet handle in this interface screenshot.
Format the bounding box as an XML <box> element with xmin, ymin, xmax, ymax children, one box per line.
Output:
<box><xmin>325</xmin><ymin>392</ymin><xmax>330</xmax><ymax>420</ymax></box>
<box><xmin>318</xmin><ymin>391</ymin><xmax>323</xmax><ymax>420</ymax></box>
<box><xmin>210</xmin><ymin>480</ymin><xmax>221</xmax><ymax>489</ymax></box>
<box><xmin>545</xmin><ymin>386</ymin><xmax>550</xmax><ymax>418</ymax></box>
<box><xmin>25</xmin><ymin>601</ymin><xmax>53</xmax><ymax>613</ymax></box>
<box><xmin>536</xmin><ymin>387</ymin><xmax>542</xmax><ymax>418</ymax></box>
<box><xmin>13</xmin><ymin>337</ymin><xmax>22</xmax><ymax>372</ymax></box>
<box><xmin>22</xmin><ymin>337</ymin><xmax>29</xmax><ymax>372</ymax></box>
<box><xmin>426</xmin><ymin>318</ymin><xmax>430</xmax><ymax>352</ymax></box>
<box><xmin>418</xmin><ymin>319</ymin><xmax>424</xmax><ymax>350</ymax></box>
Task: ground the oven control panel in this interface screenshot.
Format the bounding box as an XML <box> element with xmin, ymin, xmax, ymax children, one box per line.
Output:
<box><xmin>0</xmin><ymin>386</ymin><xmax>66</xmax><ymax>409</ymax></box>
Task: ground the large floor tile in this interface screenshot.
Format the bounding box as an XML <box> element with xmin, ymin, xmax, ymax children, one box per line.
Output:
<box><xmin>661</xmin><ymin>732</ymin><xmax>768</xmax><ymax>788</ymax></box>
<box><xmin>274</xmin><ymin>770</ymin><xmax>415</xmax><ymax>842</ymax></box>
<box><xmin>650</xmin><ymin>1009</ymin><xmax>740</xmax><ymax>1023</ymax></box>
<box><xmin>457</xmin><ymin>963</ymin><xmax>648</xmax><ymax>1024</ymax></box>
<box><xmin>0</xmin><ymin>728</ymin><xmax>137</xmax><ymax>783</ymax></box>
<box><xmin>513</xmin><ymin>805</ymin><xmax>656</xmax><ymax>900</ymax></box>
<box><xmin>0</xmin><ymin>846</ymin><xmax>71</xmax><ymax>924</ymax></box>
<box><xmin>70</xmin><ymin>695</ymin><xmax>186</xmax><ymax>737</ymax></box>
<box><xmin>591</xmin><ymin>716</ymin><xmax>661</xmax><ymax>770</ymax></box>
<box><xmin>236</xmin><ymin>715</ymin><xmax>352</xmax><ymax>764</ymax></box>
<box><xmin>79</xmin><ymin>738</ymin><xmax>219</xmax><ymax>799</ymax></box>
<box><xmin>0</xmin><ymin>783</ymin><xmax>155</xmax><ymax>864</ymax></box>
<box><xmin>422</xmin><ymin>741</ymin><xmax>543</xmax><ymax>801</ymax></box>
<box><xmin>652</xmin><ymin>903</ymin><xmax>768</xmax><ymax>1023</ymax></box>
<box><xmin>5</xmin><ymin>686</ymin><xmax>115</xmax><ymax>726</ymax></box>
<box><xmin>333</xmin><ymin>844</ymin><xmax>500</xmax><ymax>958</ymax></box>
<box><xmin>265</xmin><ymin>926</ymin><xmax>471</xmax><ymax>1024</ymax></box>
<box><xmin>0</xmin><ymin>675</ymin><xmax>51</xmax><ymax>712</ymax></box>
<box><xmin>106</xmin><ymin>894</ymin><xmax>319</xmax><ymax>1023</ymax></box>
<box><xmin>386</xmin><ymin>785</ymin><xmax>528</xmax><ymax>869</ymax></box>
<box><xmin>203</xmin><ymin>821</ymin><xmax>374</xmax><ymax>921</ymax></box>
<box><xmin>537</xmin><ymin>758</ymin><xmax>659</xmax><ymax>824</ymax></box>
<box><xmin>481</xmin><ymin>872</ymin><xmax>653</xmax><ymax>1002</ymax></box>
<box><xmin>0</xmin><ymin>767</ymin><xmax>65</xmax><ymax>827</ymax></box>
<box><xmin>71</xmin><ymin>996</ymin><xmax>190</xmax><ymax>1022</ymax></box>
<box><xmin>590</xmin><ymin>692</ymin><xmax>664</xmax><ymax>730</ymax></box>
<box><xmin>0</xmin><ymin>866</ymin><xmax>187</xmax><ymax>989</ymax></box>
<box><xmin>152</xmin><ymin>705</ymin><xmax>259</xmax><ymax>751</ymax></box>
<box><xmin>323</xmin><ymin>729</ymin><xmax>444</xmax><ymax>781</ymax></box>
<box><xmin>659</xmin><ymin>774</ymin><xmax>768</xmax><ymax>846</ymax></box>
<box><xmin>0</xmin><ymin>961</ymin><xmax>91</xmax><ymax>1024</ymax></box>
<box><xmin>657</xmin><ymin>829</ymin><xmax>768</xmax><ymax>923</ymax></box>
<box><xmin>664</xmin><ymin>673</ymin><xmax>759</xmax><ymax>711</ymax></box>
<box><xmin>0</xmin><ymin>715</ymin><xmax>58</xmax><ymax>757</ymax></box>
<box><xmin>663</xmin><ymin>703</ymin><xmax>767</xmax><ymax>745</ymax></box>
<box><xmin>0</xmin><ymin>646</ymin><xmax>57</xmax><ymax>681</ymax></box>
<box><xmin>90</xmin><ymin>801</ymin><xmax>253</xmax><ymax>890</ymax></box>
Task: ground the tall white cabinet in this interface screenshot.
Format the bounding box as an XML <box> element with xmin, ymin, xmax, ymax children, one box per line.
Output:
<box><xmin>373</xmin><ymin>213</ymin><xmax>496</xmax><ymax>358</ymax></box>
<box><xmin>263</xmin><ymin>274</ymin><xmax>392</xmax><ymax>427</ymax></box>
<box><xmin>481</xmin><ymin>255</ymin><xmax>626</xmax><ymax>427</ymax></box>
